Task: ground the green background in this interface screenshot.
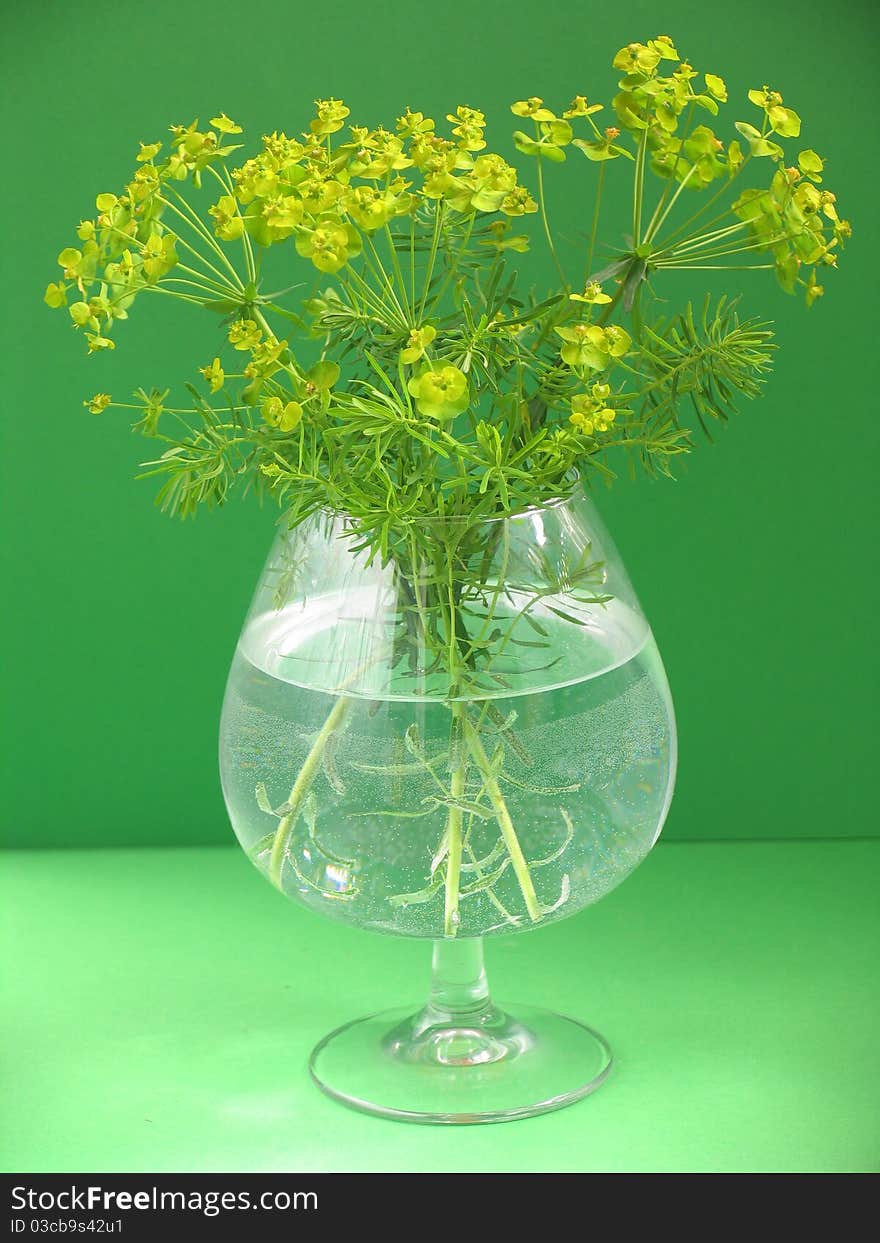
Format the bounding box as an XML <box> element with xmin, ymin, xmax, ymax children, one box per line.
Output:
<box><xmin>3</xmin><ymin>840</ymin><xmax>878</xmax><ymax>1172</ymax></box>
<box><xmin>2</xmin><ymin>0</ymin><xmax>879</xmax><ymax>1178</ymax></box>
<box><xmin>2</xmin><ymin>0</ymin><xmax>877</xmax><ymax>849</ymax></box>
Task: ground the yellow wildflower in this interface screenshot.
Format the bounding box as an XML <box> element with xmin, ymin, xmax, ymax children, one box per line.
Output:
<box><xmin>401</xmin><ymin>325</ymin><xmax>437</xmax><ymax>365</ymax></box>
<box><xmin>261</xmin><ymin>396</ymin><xmax>303</xmax><ymax>431</ymax></box>
<box><xmin>310</xmin><ymin>99</ymin><xmax>350</xmax><ymax>136</ymax></box>
<box><xmin>200</xmin><ymin>358</ymin><xmax>225</xmax><ymax>392</ymax></box>
<box><xmin>407</xmin><ymin>364</ymin><xmax>469</xmax><ymax>420</ymax></box>
<box><xmin>569</xmin><ymin>281</ymin><xmax>613</xmax><ymax>305</ymax></box>
<box><xmin>210</xmin><ymin>113</ymin><xmax>243</xmax><ymax>134</ymax></box>
<box><xmin>228</xmin><ymin>319</ymin><xmax>262</xmax><ymax>351</ymax></box>
<box><xmin>510</xmin><ymin>97</ymin><xmax>556</xmax><ymax>121</ymax></box>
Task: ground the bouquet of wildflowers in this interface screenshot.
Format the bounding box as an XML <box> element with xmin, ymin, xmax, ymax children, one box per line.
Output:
<box><xmin>45</xmin><ymin>35</ymin><xmax>850</xmax><ymax>929</ymax></box>
<box><xmin>46</xmin><ymin>33</ymin><xmax>848</xmax><ymax>539</ymax></box>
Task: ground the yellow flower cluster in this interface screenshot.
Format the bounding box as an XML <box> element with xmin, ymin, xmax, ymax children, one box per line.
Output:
<box><xmin>45</xmin><ymin>99</ymin><xmax>536</xmax><ymax>347</ymax></box>
<box><xmin>569</xmin><ymin>383</ymin><xmax>617</xmax><ymax>436</ymax></box>
<box><xmin>44</xmin><ymin>118</ymin><xmax>242</xmax><ymax>348</ymax></box>
<box><xmin>603</xmin><ymin>37</ymin><xmax>850</xmax><ymax>301</ymax></box>
<box><xmin>509</xmin><ymin>91</ymin><xmax>630</xmax><ymax>165</ymax></box>
<box><xmin>608</xmin><ymin>36</ymin><xmax>740</xmax><ymax>187</ymax></box>
<box><xmin>206</xmin><ymin>314</ymin><xmax>342</xmax><ymax>423</ymax></box>
<box><xmin>555</xmin><ymin>322</ymin><xmax>631</xmax><ymax>371</ymax></box>
<box><xmin>215</xmin><ymin>100</ymin><xmax>536</xmax><ymax>272</ymax></box>
<box><xmin>733</xmin><ymin>158</ymin><xmax>850</xmax><ymax>298</ymax></box>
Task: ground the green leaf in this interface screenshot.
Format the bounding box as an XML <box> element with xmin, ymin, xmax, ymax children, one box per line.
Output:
<box><xmin>202</xmin><ymin>298</ymin><xmax>243</xmax><ymax>313</ymax></box>
<box><xmin>491</xmin><ymin>293</ymin><xmax>564</xmax><ymax>328</ymax></box>
<box><xmin>774</xmin><ymin>252</ymin><xmax>798</xmax><ymax>294</ymax></box>
<box><xmin>797</xmin><ymin>149</ymin><xmax>824</xmax><ymax>182</ymax></box>
<box><xmin>512</xmin><ymin>131</ymin><xmax>542</xmax><ymax>158</ymax></box>
<box><xmin>308</xmin><ymin>359</ymin><xmax>341</xmax><ymax>390</ymax></box>
<box><xmin>734</xmin><ymin>122</ymin><xmax>783</xmax><ymax>159</ymax></box>
<box><xmin>768</xmin><ymin>105</ymin><xmax>801</xmax><ymax>137</ymax></box>
<box><xmin>691</xmin><ymin>94</ymin><xmax>719</xmax><ymax>116</ymax></box>
<box><xmin>621</xmin><ymin>259</ymin><xmax>647</xmax><ymax>312</ymax></box>
<box><xmin>521</xmin><ymin>612</ymin><xmax>549</xmax><ymax>637</ymax></box>
<box><xmin>572</xmin><ymin>138</ymin><xmax>628</xmax><ymax>162</ymax></box>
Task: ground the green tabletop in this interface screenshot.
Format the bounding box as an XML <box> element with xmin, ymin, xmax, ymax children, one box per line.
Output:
<box><xmin>2</xmin><ymin>840</ymin><xmax>878</xmax><ymax>1173</ymax></box>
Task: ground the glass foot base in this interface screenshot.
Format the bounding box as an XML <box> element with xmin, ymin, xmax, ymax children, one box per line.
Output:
<box><xmin>309</xmin><ymin>1002</ymin><xmax>612</xmax><ymax>1125</ymax></box>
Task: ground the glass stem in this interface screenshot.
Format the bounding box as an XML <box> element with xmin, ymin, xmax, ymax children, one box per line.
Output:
<box><xmin>427</xmin><ymin>936</ymin><xmax>492</xmax><ymax>1022</ymax></box>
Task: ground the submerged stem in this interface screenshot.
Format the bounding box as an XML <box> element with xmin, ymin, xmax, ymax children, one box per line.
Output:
<box><xmin>268</xmin><ymin>695</ymin><xmax>351</xmax><ymax>889</ymax></box>
<box><xmin>463</xmin><ymin>719</ymin><xmax>541</xmax><ymax>922</ymax></box>
<box><xmin>443</xmin><ymin>701</ymin><xmax>467</xmax><ymax>937</ymax></box>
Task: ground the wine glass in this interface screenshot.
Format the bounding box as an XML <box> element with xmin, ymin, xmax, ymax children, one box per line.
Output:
<box><xmin>220</xmin><ymin>487</ymin><xmax>676</xmax><ymax>1122</ymax></box>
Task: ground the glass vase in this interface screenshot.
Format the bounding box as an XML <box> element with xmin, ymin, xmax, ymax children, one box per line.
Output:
<box><xmin>219</xmin><ymin>487</ymin><xmax>676</xmax><ymax>1123</ymax></box>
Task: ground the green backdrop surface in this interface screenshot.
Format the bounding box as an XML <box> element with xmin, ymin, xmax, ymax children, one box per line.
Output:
<box><xmin>4</xmin><ymin>840</ymin><xmax>879</xmax><ymax>1172</ymax></box>
<box><xmin>2</xmin><ymin>0</ymin><xmax>877</xmax><ymax>848</ymax></box>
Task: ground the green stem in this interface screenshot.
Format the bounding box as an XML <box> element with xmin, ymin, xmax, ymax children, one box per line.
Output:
<box><xmin>654</xmin><ymin>219</ymin><xmax>749</xmax><ymax>259</ymax></box>
<box><xmin>463</xmin><ymin>719</ymin><xmax>541</xmax><ymax>922</ymax></box>
<box><xmin>444</xmin><ymin>701</ymin><xmax>467</xmax><ymax>937</ymax></box>
<box><xmin>418</xmin><ymin>201</ymin><xmax>444</xmax><ymax>320</ymax></box>
<box><xmin>342</xmin><ymin>264</ymin><xmax>404</xmax><ymax>326</ymax></box>
<box><xmin>98</xmin><ymin>219</ymin><xmax>237</xmax><ymax>298</ymax></box>
<box><xmin>171</xmin><ymin>237</ymin><xmax>243</xmax><ymax>292</ymax></box>
<box><xmin>268</xmin><ymin>695</ymin><xmax>351</xmax><ymax>889</ymax></box>
<box><xmin>464</xmin><ymin>840</ymin><xmax>518</xmax><ymax>925</ymax></box>
<box><xmin>383</xmin><ymin>223</ymin><xmax>412</xmax><ymax>320</ymax></box>
<box><xmin>111</xmin><ymin>402</ymin><xmax>251</xmax><ymax>415</ymax></box>
<box><xmin>632</xmin><ymin>127</ymin><xmax>648</xmax><ymax>245</ymax></box>
<box><xmin>204</xmin><ymin>163</ymin><xmax>257</xmax><ymax>285</ymax></box>
<box><xmin>654</xmin><ymin>230</ymin><xmax>804</xmax><ymax>267</ymax></box>
<box><xmin>583</xmin><ymin>162</ymin><xmax>606</xmax><ymax>287</ymax></box>
<box><xmin>425</xmin><ymin>212</ymin><xmax>475</xmax><ymax>315</ymax></box>
<box><xmin>163</xmin><ymin>183</ymin><xmax>242</xmax><ymax>279</ymax></box>
<box><xmin>173</xmin><ymin>262</ymin><xmax>237</xmax><ymax>297</ymax></box>
<box><xmin>644</xmin><ymin>163</ymin><xmax>699</xmax><ymax>244</ymax></box>
<box><xmin>656</xmin><ymin>155</ymin><xmax>752</xmax><ymax>250</ymax></box>
<box><xmin>642</xmin><ymin>100</ymin><xmax>696</xmax><ymax>244</ymax></box>
<box><xmin>162</xmin><ymin>276</ymin><xmax>233</xmax><ymax>296</ymax></box>
<box><xmin>157</xmin><ymin>194</ymin><xmax>245</xmax><ymax>290</ymax></box>
<box><xmin>468</xmin><ymin>519</ymin><xmax>509</xmax><ymax>653</ymax></box>
<box><xmin>536</xmin><ymin>155</ymin><xmax>568</xmax><ymax>289</ymax></box>
<box><xmin>140</xmin><ymin>286</ymin><xmax>212</xmax><ymax>307</ymax></box>
<box><xmin>654</xmin><ymin>262</ymin><xmax>774</xmax><ymax>271</ymax></box>
<box><xmin>362</xmin><ymin>232</ymin><xmax>408</xmax><ymax>323</ymax></box>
